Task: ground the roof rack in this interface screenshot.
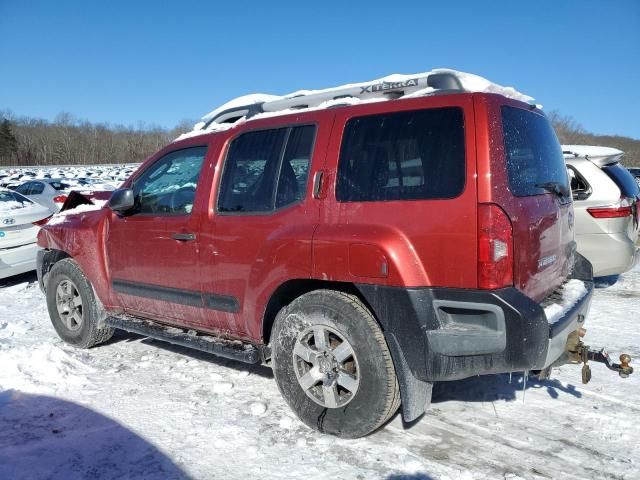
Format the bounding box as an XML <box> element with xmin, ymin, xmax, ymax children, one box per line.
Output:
<box><xmin>188</xmin><ymin>68</ymin><xmax>537</xmax><ymax>136</ymax></box>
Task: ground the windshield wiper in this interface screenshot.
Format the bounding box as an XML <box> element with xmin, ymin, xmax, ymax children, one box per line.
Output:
<box><xmin>536</xmin><ymin>181</ymin><xmax>570</xmax><ymax>198</ymax></box>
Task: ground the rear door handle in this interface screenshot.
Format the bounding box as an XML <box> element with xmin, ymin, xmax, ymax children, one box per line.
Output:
<box><xmin>172</xmin><ymin>233</ymin><xmax>196</xmax><ymax>241</ymax></box>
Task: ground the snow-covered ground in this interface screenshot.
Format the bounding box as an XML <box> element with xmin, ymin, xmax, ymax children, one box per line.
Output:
<box><xmin>1</xmin><ymin>265</ymin><xmax>639</xmax><ymax>480</ymax></box>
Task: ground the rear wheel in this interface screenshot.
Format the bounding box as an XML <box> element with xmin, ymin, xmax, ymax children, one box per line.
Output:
<box><xmin>272</xmin><ymin>290</ymin><xmax>400</xmax><ymax>438</ymax></box>
<box><xmin>46</xmin><ymin>258</ymin><xmax>114</xmax><ymax>348</ymax></box>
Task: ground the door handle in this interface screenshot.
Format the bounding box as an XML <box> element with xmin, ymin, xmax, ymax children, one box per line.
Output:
<box><xmin>313</xmin><ymin>170</ymin><xmax>324</xmax><ymax>199</ymax></box>
<box><xmin>172</xmin><ymin>233</ymin><xmax>196</xmax><ymax>241</ymax></box>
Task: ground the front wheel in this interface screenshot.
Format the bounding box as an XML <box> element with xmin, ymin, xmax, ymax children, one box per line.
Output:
<box><xmin>272</xmin><ymin>290</ymin><xmax>400</xmax><ymax>438</ymax></box>
<box><xmin>46</xmin><ymin>258</ymin><xmax>114</xmax><ymax>348</ymax></box>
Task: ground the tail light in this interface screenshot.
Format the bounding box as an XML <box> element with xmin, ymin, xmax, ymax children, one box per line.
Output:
<box><xmin>587</xmin><ymin>197</ymin><xmax>633</xmax><ymax>219</ymax></box>
<box><xmin>53</xmin><ymin>195</ymin><xmax>68</xmax><ymax>205</ymax></box>
<box><xmin>478</xmin><ymin>203</ymin><xmax>513</xmax><ymax>289</ymax></box>
<box><xmin>32</xmin><ymin>215</ymin><xmax>53</xmax><ymax>226</ymax></box>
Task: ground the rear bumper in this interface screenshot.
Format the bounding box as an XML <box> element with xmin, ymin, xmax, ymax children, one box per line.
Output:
<box><xmin>0</xmin><ymin>242</ymin><xmax>39</xmax><ymax>280</ymax></box>
<box><xmin>357</xmin><ymin>253</ymin><xmax>594</xmax><ymax>383</ymax></box>
<box><xmin>576</xmin><ymin>232</ymin><xmax>638</xmax><ymax>277</ymax></box>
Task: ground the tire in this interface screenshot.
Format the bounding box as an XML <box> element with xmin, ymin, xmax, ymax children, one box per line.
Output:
<box><xmin>272</xmin><ymin>289</ymin><xmax>400</xmax><ymax>438</ymax></box>
<box><xmin>46</xmin><ymin>258</ymin><xmax>114</xmax><ymax>348</ymax></box>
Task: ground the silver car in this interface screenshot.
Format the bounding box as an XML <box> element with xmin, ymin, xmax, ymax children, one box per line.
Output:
<box><xmin>13</xmin><ymin>179</ymin><xmax>72</xmax><ymax>213</ymax></box>
<box><xmin>563</xmin><ymin>145</ymin><xmax>640</xmax><ymax>278</ymax></box>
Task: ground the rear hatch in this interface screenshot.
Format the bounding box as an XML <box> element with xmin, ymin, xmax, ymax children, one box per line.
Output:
<box><xmin>500</xmin><ymin>106</ymin><xmax>574</xmax><ymax>303</ymax></box>
<box><xmin>600</xmin><ymin>163</ymin><xmax>640</xmax><ymax>241</ymax></box>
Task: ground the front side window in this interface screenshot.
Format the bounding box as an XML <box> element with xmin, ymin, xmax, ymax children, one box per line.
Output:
<box><xmin>133</xmin><ymin>146</ymin><xmax>207</xmax><ymax>215</ymax></box>
<box><xmin>336</xmin><ymin>107</ymin><xmax>465</xmax><ymax>202</ymax></box>
<box><xmin>218</xmin><ymin>125</ymin><xmax>315</xmax><ymax>213</ymax></box>
<box><xmin>14</xmin><ymin>183</ymin><xmax>31</xmax><ymax>195</ymax></box>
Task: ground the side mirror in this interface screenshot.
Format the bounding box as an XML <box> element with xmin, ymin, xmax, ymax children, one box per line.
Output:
<box><xmin>108</xmin><ymin>188</ymin><xmax>135</xmax><ymax>213</ymax></box>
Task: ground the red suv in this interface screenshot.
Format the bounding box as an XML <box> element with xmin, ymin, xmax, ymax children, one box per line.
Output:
<box><xmin>37</xmin><ymin>71</ymin><xmax>596</xmax><ymax>438</ymax></box>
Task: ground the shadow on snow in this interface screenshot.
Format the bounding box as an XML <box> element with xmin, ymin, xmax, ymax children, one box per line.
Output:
<box><xmin>432</xmin><ymin>372</ymin><xmax>582</xmax><ymax>403</ymax></box>
<box><xmin>0</xmin><ymin>390</ymin><xmax>190</xmax><ymax>480</ymax></box>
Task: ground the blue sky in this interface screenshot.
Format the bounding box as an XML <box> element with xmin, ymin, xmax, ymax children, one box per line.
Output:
<box><xmin>1</xmin><ymin>0</ymin><xmax>639</xmax><ymax>138</ymax></box>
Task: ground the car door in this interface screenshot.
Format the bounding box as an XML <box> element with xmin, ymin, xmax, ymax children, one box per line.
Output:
<box><xmin>105</xmin><ymin>145</ymin><xmax>210</xmax><ymax>327</ymax></box>
<box><xmin>14</xmin><ymin>182</ymin><xmax>33</xmax><ymax>198</ymax></box>
<box><xmin>199</xmin><ymin>117</ymin><xmax>330</xmax><ymax>340</ymax></box>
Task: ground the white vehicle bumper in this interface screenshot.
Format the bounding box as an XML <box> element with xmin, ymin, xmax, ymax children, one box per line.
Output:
<box><xmin>0</xmin><ymin>242</ymin><xmax>40</xmax><ymax>280</ymax></box>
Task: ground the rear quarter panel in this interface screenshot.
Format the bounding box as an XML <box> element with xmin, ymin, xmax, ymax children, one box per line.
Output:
<box><xmin>313</xmin><ymin>94</ymin><xmax>478</xmax><ymax>288</ymax></box>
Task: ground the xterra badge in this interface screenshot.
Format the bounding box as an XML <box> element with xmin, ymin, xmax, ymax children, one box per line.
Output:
<box><xmin>360</xmin><ymin>78</ymin><xmax>419</xmax><ymax>94</ymax></box>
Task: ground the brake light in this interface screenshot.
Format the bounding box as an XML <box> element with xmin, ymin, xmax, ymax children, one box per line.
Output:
<box><xmin>478</xmin><ymin>203</ymin><xmax>513</xmax><ymax>289</ymax></box>
<box><xmin>32</xmin><ymin>215</ymin><xmax>53</xmax><ymax>226</ymax></box>
<box><xmin>53</xmin><ymin>195</ymin><xmax>68</xmax><ymax>204</ymax></box>
<box><xmin>587</xmin><ymin>197</ymin><xmax>633</xmax><ymax>218</ymax></box>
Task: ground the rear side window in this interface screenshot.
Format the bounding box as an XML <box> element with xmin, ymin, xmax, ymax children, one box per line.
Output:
<box><xmin>502</xmin><ymin>106</ymin><xmax>569</xmax><ymax>197</ymax></box>
<box><xmin>0</xmin><ymin>190</ymin><xmax>34</xmax><ymax>207</ymax></box>
<box><xmin>602</xmin><ymin>164</ymin><xmax>640</xmax><ymax>198</ymax></box>
<box><xmin>30</xmin><ymin>182</ymin><xmax>45</xmax><ymax>194</ymax></box>
<box><xmin>336</xmin><ymin>107</ymin><xmax>465</xmax><ymax>202</ymax></box>
<box><xmin>218</xmin><ymin>125</ymin><xmax>315</xmax><ymax>213</ymax></box>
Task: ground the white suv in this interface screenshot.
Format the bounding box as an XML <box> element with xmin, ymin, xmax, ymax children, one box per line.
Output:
<box><xmin>563</xmin><ymin>145</ymin><xmax>640</xmax><ymax>278</ymax></box>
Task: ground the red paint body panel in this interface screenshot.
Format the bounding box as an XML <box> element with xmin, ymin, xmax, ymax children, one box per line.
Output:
<box><xmin>36</xmin><ymin>91</ymin><xmax>574</xmax><ymax>345</ymax></box>
<box><xmin>313</xmin><ymin>94</ymin><xmax>478</xmax><ymax>289</ymax></box>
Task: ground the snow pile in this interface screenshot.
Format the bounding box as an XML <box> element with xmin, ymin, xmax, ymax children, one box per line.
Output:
<box><xmin>0</xmin><ymin>266</ymin><xmax>638</xmax><ymax>479</ymax></box>
<box><xmin>46</xmin><ymin>200</ymin><xmax>108</xmax><ymax>225</ymax></box>
<box><xmin>177</xmin><ymin>68</ymin><xmax>537</xmax><ymax>141</ymax></box>
<box><xmin>544</xmin><ymin>279</ymin><xmax>588</xmax><ymax>324</ymax></box>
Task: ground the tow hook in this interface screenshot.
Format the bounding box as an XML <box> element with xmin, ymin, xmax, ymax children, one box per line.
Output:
<box><xmin>573</xmin><ymin>342</ymin><xmax>633</xmax><ymax>384</ymax></box>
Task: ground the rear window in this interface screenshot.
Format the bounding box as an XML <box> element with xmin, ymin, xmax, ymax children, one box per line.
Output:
<box><xmin>336</xmin><ymin>107</ymin><xmax>465</xmax><ymax>202</ymax></box>
<box><xmin>51</xmin><ymin>182</ymin><xmax>70</xmax><ymax>191</ymax></box>
<box><xmin>502</xmin><ymin>106</ymin><xmax>569</xmax><ymax>197</ymax></box>
<box><xmin>0</xmin><ymin>190</ymin><xmax>34</xmax><ymax>207</ymax></box>
<box><xmin>602</xmin><ymin>164</ymin><xmax>640</xmax><ymax>198</ymax></box>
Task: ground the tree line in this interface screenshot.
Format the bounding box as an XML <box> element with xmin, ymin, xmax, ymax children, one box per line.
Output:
<box><xmin>548</xmin><ymin>112</ymin><xmax>640</xmax><ymax>167</ymax></box>
<box><xmin>0</xmin><ymin>111</ymin><xmax>193</xmax><ymax>167</ymax></box>
<box><xmin>0</xmin><ymin>109</ymin><xmax>638</xmax><ymax>167</ymax></box>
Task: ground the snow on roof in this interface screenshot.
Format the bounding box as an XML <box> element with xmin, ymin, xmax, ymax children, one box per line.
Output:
<box><xmin>175</xmin><ymin>68</ymin><xmax>537</xmax><ymax>142</ymax></box>
<box><xmin>562</xmin><ymin>145</ymin><xmax>624</xmax><ymax>166</ymax></box>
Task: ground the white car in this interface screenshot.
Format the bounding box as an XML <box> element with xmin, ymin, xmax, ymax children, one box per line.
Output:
<box><xmin>0</xmin><ymin>189</ymin><xmax>52</xmax><ymax>280</ymax></box>
<box><xmin>563</xmin><ymin>145</ymin><xmax>640</xmax><ymax>278</ymax></box>
<box><xmin>13</xmin><ymin>179</ymin><xmax>72</xmax><ymax>213</ymax></box>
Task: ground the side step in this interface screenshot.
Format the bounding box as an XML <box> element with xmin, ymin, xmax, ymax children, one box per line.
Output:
<box><xmin>106</xmin><ymin>315</ymin><xmax>261</xmax><ymax>364</ymax></box>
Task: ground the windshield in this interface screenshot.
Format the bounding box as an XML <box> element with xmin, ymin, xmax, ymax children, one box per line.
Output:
<box><xmin>502</xmin><ymin>106</ymin><xmax>569</xmax><ymax>197</ymax></box>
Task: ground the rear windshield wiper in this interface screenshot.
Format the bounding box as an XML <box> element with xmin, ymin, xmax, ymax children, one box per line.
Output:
<box><xmin>536</xmin><ymin>181</ymin><xmax>570</xmax><ymax>198</ymax></box>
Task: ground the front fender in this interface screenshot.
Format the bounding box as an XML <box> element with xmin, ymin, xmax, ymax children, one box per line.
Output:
<box><xmin>37</xmin><ymin>210</ymin><xmax>119</xmax><ymax>310</ymax></box>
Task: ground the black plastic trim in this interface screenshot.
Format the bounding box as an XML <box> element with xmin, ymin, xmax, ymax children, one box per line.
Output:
<box><xmin>356</xmin><ymin>253</ymin><xmax>594</xmax><ymax>384</ymax></box>
<box><xmin>106</xmin><ymin>315</ymin><xmax>260</xmax><ymax>364</ymax></box>
<box><xmin>112</xmin><ymin>279</ymin><xmax>240</xmax><ymax>313</ymax></box>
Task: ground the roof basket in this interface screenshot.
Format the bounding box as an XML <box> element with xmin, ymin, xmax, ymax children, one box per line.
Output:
<box><xmin>196</xmin><ymin>69</ymin><xmax>536</xmax><ymax>132</ymax></box>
